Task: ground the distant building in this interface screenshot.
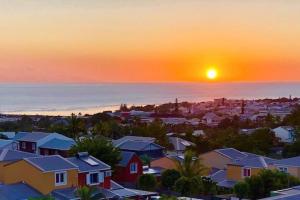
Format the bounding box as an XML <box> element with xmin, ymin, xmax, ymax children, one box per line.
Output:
<box><xmin>13</xmin><ymin>132</ymin><xmax>76</xmax><ymax>157</ymax></box>
<box><xmin>272</xmin><ymin>126</ymin><xmax>295</xmax><ymax>143</ymax></box>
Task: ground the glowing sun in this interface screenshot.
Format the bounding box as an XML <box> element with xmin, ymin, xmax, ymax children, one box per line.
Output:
<box><xmin>206</xmin><ymin>68</ymin><xmax>218</xmax><ymax>80</ymax></box>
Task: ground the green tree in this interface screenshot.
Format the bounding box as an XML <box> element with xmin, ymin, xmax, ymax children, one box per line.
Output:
<box><xmin>29</xmin><ymin>197</ymin><xmax>54</xmax><ymax>200</ymax></box>
<box><xmin>161</xmin><ymin>169</ymin><xmax>181</xmax><ymax>189</ymax></box>
<box><xmin>234</xmin><ymin>182</ymin><xmax>249</xmax><ymax>200</ymax></box>
<box><xmin>245</xmin><ymin>175</ymin><xmax>264</xmax><ymax>200</ymax></box>
<box><xmin>70</xmin><ymin>137</ymin><xmax>121</xmax><ymax>168</ymax></box>
<box><xmin>76</xmin><ymin>186</ymin><xmax>103</xmax><ymax>200</ymax></box>
<box><xmin>138</xmin><ymin>174</ymin><xmax>157</xmax><ymax>191</ymax></box>
<box><xmin>67</xmin><ymin>113</ymin><xmax>86</xmax><ymax>138</ymax></box>
<box><xmin>175</xmin><ymin>150</ymin><xmax>207</xmax><ymax>178</ymax></box>
<box><xmin>174</xmin><ymin>176</ymin><xmax>194</xmax><ymax>196</ymax></box>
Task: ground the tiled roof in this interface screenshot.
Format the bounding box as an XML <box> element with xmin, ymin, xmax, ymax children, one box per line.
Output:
<box><xmin>169</xmin><ymin>137</ymin><xmax>195</xmax><ymax>152</ymax></box>
<box><xmin>67</xmin><ymin>154</ymin><xmax>110</xmax><ymax>172</ymax></box>
<box><xmin>209</xmin><ymin>169</ymin><xmax>226</xmax><ymax>183</ymax></box>
<box><xmin>0</xmin><ymin>149</ymin><xmax>39</xmax><ymax>162</ymax></box>
<box><xmin>118</xmin><ymin>151</ymin><xmax>136</xmax><ymax>167</ymax></box>
<box><xmin>231</xmin><ymin>156</ymin><xmax>276</xmax><ymax>168</ymax></box>
<box><xmin>25</xmin><ymin>155</ymin><xmax>78</xmax><ymax>172</ymax></box>
<box><xmin>113</xmin><ymin>136</ymin><xmax>155</xmax><ymax>147</ymax></box>
<box><xmin>117</xmin><ymin>140</ymin><xmax>163</xmax><ymax>151</ymax></box>
<box><xmin>39</xmin><ymin>138</ymin><xmax>76</xmax><ymax>150</ymax></box>
<box><xmin>14</xmin><ymin>132</ymin><xmax>50</xmax><ymax>142</ymax></box>
<box><xmin>215</xmin><ymin>148</ymin><xmax>248</xmax><ymax>160</ymax></box>
<box><xmin>0</xmin><ymin>183</ymin><xmax>42</xmax><ymax>200</ymax></box>
<box><xmin>0</xmin><ymin>139</ymin><xmax>13</xmax><ymax>149</ymax></box>
<box><xmin>273</xmin><ymin>156</ymin><xmax>300</xmax><ymax>167</ymax></box>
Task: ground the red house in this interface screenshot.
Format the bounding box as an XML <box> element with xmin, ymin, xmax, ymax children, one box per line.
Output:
<box><xmin>67</xmin><ymin>152</ymin><xmax>111</xmax><ymax>189</ymax></box>
<box><xmin>113</xmin><ymin>151</ymin><xmax>143</xmax><ymax>184</ymax></box>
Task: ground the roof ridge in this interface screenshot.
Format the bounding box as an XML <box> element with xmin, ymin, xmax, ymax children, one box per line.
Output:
<box><xmin>0</xmin><ymin>149</ymin><xmax>9</xmax><ymax>161</ymax></box>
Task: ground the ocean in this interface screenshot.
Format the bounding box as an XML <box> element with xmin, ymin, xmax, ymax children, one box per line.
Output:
<box><xmin>0</xmin><ymin>82</ymin><xmax>299</xmax><ymax>116</ymax></box>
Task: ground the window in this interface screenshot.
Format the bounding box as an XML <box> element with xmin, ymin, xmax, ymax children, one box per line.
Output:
<box><xmin>278</xmin><ymin>167</ymin><xmax>288</xmax><ymax>173</ymax></box>
<box><xmin>130</xmin><ymin>163</ymin><xmax>138</xmax><ymax>174</ymax></box>
<box><xmin>32</xmin><ymin>143</ymin><xmax>36</xmax><ymax>151</ymax></box>
<box><xmin>55</xmin><ymin>172</ymin><xmax>67</xmax><ymax>186</ymax></box>
<box><xmin>243</xmin><ymin>168</ymin><xmax>251</xmax><ymax>177</ymax></box>
<box><xmin>21</xmin><ymin>142</ymin><xmax>26</xmax><ymax>149</ymax></box>
<box><xmin>105</xmin><ymin>171</ymin><xmax>112</xmax><ymax>177</ymax></box>
<box><xmin>87</xmin><ymin>172</ymin><xmax>104</xmax><ymax>185</ymax></box>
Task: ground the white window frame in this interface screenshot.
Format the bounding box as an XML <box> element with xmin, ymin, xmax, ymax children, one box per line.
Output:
<box><xmin>86</xmin><ymin>172</ymin><xmax>104</xmax><ymax>186</ymax></box>
<box><xmin>130</xmin><ymin>163</ymin><xmax>138</xmax><ymax>174</ymax></box>
<box><xmin>105</xmin><ymin>171</ymin><xmax>112</xmax><ymax>177</ymax></box>
<box><xmin>32</xmin><ymin>143</ymin><xmax>36</xmax><ymax>151</ymax></box>
<box><xmin>55</xmin><ymin>171</ymin><xmax>67</xmax><ymax>186</ymax></box>
<box><xmin>242</xmin><ymin>168</ymin><xmax>251</xmax><ymax>178</ymax></box>
<box><xmin>278</xmin><ymin>166</ymin><xmax>288</xmax><ymax>173</ymax></box>
<box><xmin>21</xmin><ymin>142</ymin><xmax>26</xmax><ymax>149</ymax></box>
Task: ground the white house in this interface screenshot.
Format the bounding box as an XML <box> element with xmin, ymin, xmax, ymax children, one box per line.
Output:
<box><xmin>272</xmin><ymin>126</ymin><xmax>295</xmax><ymax>143</ymax></box>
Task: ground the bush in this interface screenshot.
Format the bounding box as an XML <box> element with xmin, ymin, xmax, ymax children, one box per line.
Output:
<box><xmin>138</xmin><ymin>174</ymin><xmax>157</xmax><ymax>191</ymax></box>
<box><xmin>161</xmin><ymin>169</ymin><xmax>181</xmax><ymax>189</ymax></box>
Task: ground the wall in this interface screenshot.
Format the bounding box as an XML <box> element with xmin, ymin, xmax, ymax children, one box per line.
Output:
<box><xmin>199</xmin><ymin>151</ymin><xmax>231</xmax><ymax>170</ymax></box>
<box><xmin>113</xmin><ymin>154</ymin><xmax>143</xmax><ymax>183</ymax></box>
<box><xmin>18</xmin><ymin>141</ymin><xmax>36</xmax><ymax>153</ymax></box>
<box><xmin>3</xmin><ymin>160</ymin><xmax>78</xmax><ymax>195</ymax></box>
<box><xmin>227</xmin><ymin>165</ymin><xmax>263</xmax><ymax>181</ymax></box>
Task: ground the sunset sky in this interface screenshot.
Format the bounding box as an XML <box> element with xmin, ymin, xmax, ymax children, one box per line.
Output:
<box><xmin>1</xmin><ymin>0</ymin><xmax>300</xmax><ymax>83</ymax></box>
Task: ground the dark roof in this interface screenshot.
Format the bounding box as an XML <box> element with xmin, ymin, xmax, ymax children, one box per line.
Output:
<box><xmin>117</xmin><ymin>140</ymin><xmax>164</xmax><ymax>151</ymax></box>
<box><xmin>113</xmin><ymin>136</ymin><xmax>155</xmax><ymax>147</ymax></box>
<box><xmin>230</xmin><ymin>156</ymin><xmax>276</xmax><ymax>168</ymax></box>
<box><xmin>39</xmin><ymin>138</ymin><xmax>76</xmax><ymax>150</ymax></box>
<box><xmin>67</xmin><ymin>154</ymin><xmax>110</xmax><ymax>172</ymax></box>
<box><xmin>25</xmin><ymin>155</ymin><xmax>78</xmax><ymax>172</ymax></box>
<box><xmin>273</xmin><ymin>156</ymin><xmax>300</xmax><ymax>167</ymax></box>
<box><xmin>0</xmin><ymin>149</ymin><xmax>40</xmax><ymax>162</ymax></box>
<box><xmin>0</xmin><ymin>183</ymin><xmax>43</xmax><ymax>200</ymax></box>
<box><xmin>215</xmin><ymin>148</ymin><xmax>248</xmax><ymax>160</ymax></box>
<box><xmin>209</xmin><ymin>169</ymin><xmax>226</xmax><ymax>183</ymax></box>
<box><xmin>14</xmin><ymin>132</ymin><xmax>50</xmax><ymax>142</ymax></box>
<box><xmin>119</xmin><ymin>151</ymin><xmax>136</xmax><ymax>167</ymax></box>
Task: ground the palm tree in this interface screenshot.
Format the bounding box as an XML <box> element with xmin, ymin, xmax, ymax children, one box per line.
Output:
<box><xmin>76</xmin><ymin>186</ymin><xmax>102</xmax><ymax>200</ymax></box>
<box><xmin>175</xmin><ymin>150</ymin><xmax>207</xmax><ymax>178</ymax></box>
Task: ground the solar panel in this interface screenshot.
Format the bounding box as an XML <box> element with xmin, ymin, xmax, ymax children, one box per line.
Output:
<box><xmin>81</xmin><ymin>157</ymin><xmax>99</xmax><ymax>166</ymax></box>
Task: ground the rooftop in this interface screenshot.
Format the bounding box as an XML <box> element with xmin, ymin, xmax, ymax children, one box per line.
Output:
<box><xmin>39</xmin><ymin>138</ymin><xmax>76</xmax><ymax>150</ymax></box>
<box><xmin>25</xmin><ymin>155</ymin><xmax>78</xmax><ymax>172</ymax></box>
<box><xmin>0</xmin><ymin>149</ymin><xmax>40</xmax><ymax>162</ymax></box>
<box><xmin>0</xmin><ymin>183</ymin><xmax>42</xmax><ymax>200</ymax></box>
<box><xmin>118</xmin><ymin>151</ymin><xmax>136</xmax><ymax>167</ymax></box>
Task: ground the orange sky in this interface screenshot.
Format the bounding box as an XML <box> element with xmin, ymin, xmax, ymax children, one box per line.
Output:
<box><xmin>1</xmin><ymin>0</ymin><xmax>300</xmax><ymax>83</ymax></box>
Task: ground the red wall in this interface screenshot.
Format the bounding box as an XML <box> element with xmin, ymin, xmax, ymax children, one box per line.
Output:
<box><xmin>113</xmin><ymin>154</ymin><xmax>143</xmax><ymax>183</ymax></box>
<box><xmin>39</xmin><ymin>148</ymin><xmax>69</xmax><ymax>157</ymax></box>
<box><xmin>78</xmin><ymin>172</ymin><xmax>111</xmax><ymax>189</ymax></box>
<box><xmin>18</xmin><ymin>141</ymin><xmax>36</xmax><ymax>153</ymax></box>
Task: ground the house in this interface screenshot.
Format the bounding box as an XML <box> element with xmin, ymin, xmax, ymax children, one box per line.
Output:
<box><xmin>13</xmin><ymin>132</ymin><xmax>76</xmax><ymax>157</ymax></box>
<box><xmin>113</xmin><ymin>136</ymin><xmax>164</xmax><ymax>159</ymax></box>
<box><xmin>1</xmin><ymin>155</ymin><xmax>78</xmax><ymax>195</ymax></box>
<box><xmin>226</xmin><ymin>156</ymin><xmax>276</xmax><ymax>183</ymax></box>
<box><xmin>113</xmin><ymin>151</ymin><xmax>143</xmax><ymax>184</ymax></box>
<box><xmin>67</xmin><ymin>152</ymin><xmax>112</xmax><ymax>189</ymax></box>
<box><xmin>0</xmin><ymin>149</ymin><xmax>41</xmax><ymax>182</ymax></box>
<box><xmin>272</xmin><ymin>126</ymin><xmax>295</xmax><ymax>143</ymax></box>
<box><xmin>200</xmin><ymin>148</ymin><xmax>249</xmax><ymax>171</ymax></box>
<box><xmin>202</xmin><ymin>112</ymin><xmax>223</xmax><ymax>126</ymax></box>
<box><xmin>0</xmin><ymin>182</ymin><xmax>43</xmax><ymax>200</ymax></box>
<box><xmin>270</xmin><ymin>156</ymin><xmax>300</xmax><ymax>178</ymax></box>
<box><xmin>168</xmin><ymin>137</ymin><xmax>195</xmax><ymax>154</ymax></box>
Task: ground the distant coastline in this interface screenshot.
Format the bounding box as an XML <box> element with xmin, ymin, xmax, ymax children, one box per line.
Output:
<box><xmin>1</xmin><ymin>82</ymin><xmax>300</xmax><ymax>116</ymax></box>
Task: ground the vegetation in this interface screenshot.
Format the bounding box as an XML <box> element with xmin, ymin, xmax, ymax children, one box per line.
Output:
<box><xmin>161</xmin><ymin>169</ymin><xmax>181</xmax><ymax>189</ymax></box>
<box><xmin>29</xmin><ymin>197</ymin><xmax>54</xmax><ymax>200</ymax></box>
<box><xmin>70</xmin><ymin>137</ymin><xmax>121</xmax><ymax>168</ymax></box>
<box><xmin>138</xmin><ymin>174</ymin><xmax>157</xmax><ymax>191</ymax></box>
<box><xmin>234</xmin><ymin>169</ymin><xmax>300</xmax><ymax>200</ymax></box>
<box><xmin>76</xmin><ymin>186</ymin><xmax>102</xmax><ymax>200</ymax></box>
